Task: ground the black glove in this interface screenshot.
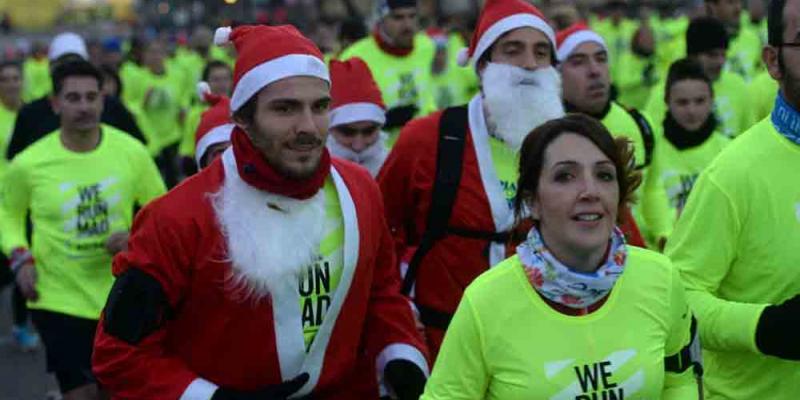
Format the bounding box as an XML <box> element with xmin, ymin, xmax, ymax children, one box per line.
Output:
<box><xmin>755</xmin><ymin>294</ymin><xmax>800</xmax><ymax>360</ymax></box>
<box><xmin>211</xmin><ymin>373</ymin><xmax>309</xmax><ymax>400</ymax></box>
<box><xmin>384</xmin><ymin>105</ymin><xmax>419</xmax><ymax>130</ymax></box>
<box><xmin>384</xmin><ymin>359</ymin><xmax>427</xmax><ymax>400</ymax></box>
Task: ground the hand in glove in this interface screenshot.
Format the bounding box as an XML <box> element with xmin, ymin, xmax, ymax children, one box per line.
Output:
<box><xmin>384</xmin><ymin>359</ymin><xmax>427</xmax><ymax>400</ymax></box>
<box><xmin>211</xmin><ymin>373</ymin><xmax>309</xmax><ymax>400</ymax></box>
<box><xmin>384</xmin><ymin>105</ymin><xmax>419</xmax><ymax>130</ymax></box>
<box><xmin>756</xmin><ymin>294</ymin><xmax>800</xmax><ymax>360</ymax></box>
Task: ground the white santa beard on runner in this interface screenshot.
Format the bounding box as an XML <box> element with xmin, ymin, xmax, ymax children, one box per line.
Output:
<box><xmin>481</xmin><ymin>63</ymin><xmax>565</xmax><ymax>151</ymax></box>
<box><xmin>211</xmin><ymin>174</ymin><xmax>327</xmax><ymax>302</ymax></box>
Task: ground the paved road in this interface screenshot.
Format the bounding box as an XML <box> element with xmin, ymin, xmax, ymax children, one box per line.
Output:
<box><xmin>0</xmin><ymin>287</ymin><xmax>60</xmax><ymax>400</ymax></box>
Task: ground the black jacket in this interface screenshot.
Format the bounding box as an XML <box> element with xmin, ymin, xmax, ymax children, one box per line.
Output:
<box><xmin>6</xmin><ymin>95</ymin><xmax>145</xmax><ymax>160</ymax></box>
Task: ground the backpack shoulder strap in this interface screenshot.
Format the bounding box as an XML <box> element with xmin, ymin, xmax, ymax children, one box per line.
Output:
<box><xmin>401</xmin><ymin>105</ymin><xmax>469</xmax><ymax>295</ymax></box>
<box><xmin>626</xmin><ymin>107</ymin><xmax>655</xmax><ymax>170</ymax></box>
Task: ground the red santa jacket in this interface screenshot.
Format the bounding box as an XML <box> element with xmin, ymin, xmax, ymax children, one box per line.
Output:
<box><xmin>93</xmin><ymin>150</ymin><xmax>428</xmax><ymax>399</ymax></box>
<box><xmin>378</xmin><ymin>96</ymin><xmax>529</xmax><ymax>356</ymax></box>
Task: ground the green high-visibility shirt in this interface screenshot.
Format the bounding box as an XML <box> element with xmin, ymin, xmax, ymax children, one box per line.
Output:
<box><xmin>22</xmin><ymin>57</ymin><xmax>50</xmax><ymax>103</ymax></box>
<box><xmin>179</xmin><ymin>103</ymin><xmax>208</xmax><ymax>158</ymax></box>
<box><xmin>0</xmin><ymin>103</ymin><xmax>17</xmax><ymax>176</ymax></box>
<box><xmin>749</xmin><ymin>70</ymin><xmax>779</xmax><ymax>122</ymax></box>
<box><xmin>602</xmin><ymin>103</ymin><xmax>673</xmax><ymax>244</ymax></box>
<box><xmin>657</xmin><ymin>129</ymin><xmax>730</xmax><ymax>216</ymax></box>
<box><xmin>339</xmin><ymin>33</ymin><xmax>437</xmax><ymax>117</ymax></box>
<box><xmin>422</xmin><ymin>249</ymin><xmax>697</xmax><ymax>399</ymax></box>
<box><xmin>725</xmin><ymin>26</ymin><xmax>763</xmax><ymax>82</ymax></box>
<box><xmin>123</xmin><ymin>64</ymin><xmax>187</xmax><ymax>155</ymax></box>
<box><xmin>590</xmin><ymin>17</ymin><xmax>639</xmax><ymax>81</ymax></box>
<box><xmin>0</xmin><ymin>126</ymin><xmax>166</xmax><ymax>319</ymax></box>
<box><xmin>666</xmin><ymin>116</ymin><xmax>800</xmax><ymax>399</ymax></box>
<box><xmin>646</xmin><ymin>71</ymin><xmax>754</xmax><ymax>138</ymax></box>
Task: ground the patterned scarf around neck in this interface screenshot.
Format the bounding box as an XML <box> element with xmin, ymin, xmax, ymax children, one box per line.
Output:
<box><xmin>517</xmin><ymin>226</ymin><xmax>628</xmax><ymax>309</ymax></box>
<box><xmin>771</xmin><ymin>91</ymin><xmax>800</xmax><ymax>146</ymax></box>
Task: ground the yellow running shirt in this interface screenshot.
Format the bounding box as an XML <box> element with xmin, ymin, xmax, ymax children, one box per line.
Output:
<box><xmin>298</xmin><ymin>178</ymin><xmax>344</xmax><ymax>350</ymax></box>
<box><xmin>666</xmin><ymin>116</ymin><xmax>800</xmax><ymax>399</ymax></box>
<box><xmin>0</xmin><ymin>126</ymin><xmax>166</xmax><ymax>319</ymax></box>
<box><xmin>422</xmin><ymin>247</ymin><xmax>697</xmax><ymax>400</ymax></box>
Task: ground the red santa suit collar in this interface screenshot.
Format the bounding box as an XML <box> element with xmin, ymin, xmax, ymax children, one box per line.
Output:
<box><xmin>231</xmin><ymin>127</ymin><xmax>331</xmax><ymax>199</ymax></box>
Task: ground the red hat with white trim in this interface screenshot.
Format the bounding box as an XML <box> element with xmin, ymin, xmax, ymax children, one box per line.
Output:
<box><xmin>213</xmin><ymin>24</ymin><xmax>330</xmax><ymax>112</ymax></box>
<box><xmin>556</xmin><ymin>23</ymin><xmax>608</xmax><ymax>63</ymax></box>
<box><xmin>456</xmin><ymin>0</ymin><xmax>556</xmax><ymax>69</ymax></box>
<box><xmin>195</xmin><ymin>82</ymin><xmax>234</xmax><ymax>167</ymax></box>
<box><xmin>329</xmin><ymin>58</ymin><xmax>386</xmax><ymax>128</ymax></box>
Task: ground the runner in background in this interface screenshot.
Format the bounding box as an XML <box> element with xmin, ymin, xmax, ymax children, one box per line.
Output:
<box><xmin>326</xmin><ymin>57</ymin><xmax>389</xmax><ymax>177</ymax></box>
<box><xmin>0</xmin><ymin>60</ymin><xmax>165</xmax><ymax>400</ymax></box>
<box><xmin>379</xmin><ymin>0</ymin><xmax>565</xmax><ymax>358</ymax></box>
<box><xmin>192</xmin><ymin>85</ymin><xmax>232</xmax><ymax>170</ymax></box>
<box><xmin>7</xmin><ymin>32</ymin><xmax>144</xmax><ymax>161</ymax></box>
<box><xmin>179</xmin><ymin>60</ymin><xmax>233</xmax><ymax>177</ymax></box>
<box><xmin>646</xmin><ymin>17</ymin><xmax>754</xmax><ymax>139</ymax></box>
<box><xmin>666</xmin><ymin>0</ymin><xmax>800</xmax><ymax>397</ymax></box>
<box><xmin>339</xmin><ymin>0</ymin><xmax>437</xmax><ymax>141</ymax></box>
<box><xmin>658</xmin><ymin>58</ymin><xmax>730</xmax><ymax>218</ymax></box>
<box><xmin>558</xmin><ymin>23</ymin><xmax>672</xmax><ymax>248</ymax></box>
<box><xmin>0</xmin><ymin>60</ymin><xmax>39</xmax><ymax>352</ymax></box>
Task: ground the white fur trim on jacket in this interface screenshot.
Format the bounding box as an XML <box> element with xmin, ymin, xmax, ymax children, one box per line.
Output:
<box><xmin>376</xmin><ymin>343</ymin><xmax>430</xmax><ymax>398</ymax></box>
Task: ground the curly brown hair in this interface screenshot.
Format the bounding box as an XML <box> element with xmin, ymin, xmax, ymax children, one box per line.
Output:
<box><xmin>513</xmin><ymin>113</ymin><xmax>642</xmax><ymax>226</ymax></box>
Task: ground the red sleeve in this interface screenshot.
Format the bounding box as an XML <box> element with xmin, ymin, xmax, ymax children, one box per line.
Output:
<box><xmin>364</xmin><ymin>178</ymin><xmax>430</xmax><ymax>377</ymax></box>
<box><xmin>377</xmin><ymin>114</ymin><xmax>440</xmax><ymax>272</ymax></box>
<box><xmin>92</xmin><ymin>200</ymin><xmax>200</xmax><ymax>399</ymax></box>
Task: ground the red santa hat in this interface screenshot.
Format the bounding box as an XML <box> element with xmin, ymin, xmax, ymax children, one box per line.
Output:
<box><xmin>456</xmin><ymin>0</ymin><xmax>555</xmax><ymax>68</ymax></box>
<box><xmin>195</xmin><ymin>82</ymin><xmax>234</xmax><ymax>166</ymax></box>
<box><xmin>556</xmin><ymin>23</ymin><xmax>608</xmax><ymax>63</ymax></box>
<box><xmin>213</xmin><ymin>24</ymin><xmax>330</xmax><ymax>112</ymax></box>
<box><xmin>329</xmin><ymin>58</ymin><xmax>386</xmax><ymax>128</ymax></box>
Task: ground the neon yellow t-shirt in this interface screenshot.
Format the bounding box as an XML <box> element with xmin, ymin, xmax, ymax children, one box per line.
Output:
<box><xmin>22</xmin><ymin>57</ymin><xmax>50</xmax><ymax>102</ymax></box>
<box><xmin>422</xmin><ymin>248</ymin><xmax>697</xmax><ymax>400</ymax></box>
<box><xmin>178</xmin><ymin>103</ymin><xmax>208</xmax><ymax>158</ymax></box>
<box><xmin>646</xmin><ymin>72</ymin><xmax>754</xmax><ymax>138</ymax></box>
<box><xmin>124</xmin><ymin>65</ymin><xmax>187</xmax><ymax>155</ymax></box>
<box><xmin>665</xmin><ymin>117</ymin><xmax>800</xmax><ymax>399</ymax></box>
<box><xmin>748</xmin><ymin>71</ymin><xmax>779</xmax><ymax>122</ymax></box>
<box><xmin>299</xmin><ymin>179</ymin><xmax>344</xmax><ymax>350</ymax></box>
<box><xmin>725</xmin><ymin>26</ymin><xmax>763</xmax><ymax>82</ymax></box>
<box><xmin>429</xmin><ymin>34</ymin><xmax>478</xmax><ymax>110</ymax></box>
<box><xmin>602</xmin><ymin>103</ymin><xmax>673</xmax><ymax>243</ymax></box>
<box><xmin>487</xmin><ymin>136</ymin><xmax>518</xmax><ymax>212</ymax></box>
<box><xmin>0</xmin><ymin>126</ymin><xmax>167</xmax><ymax>319</ymax></box>
<box><xmin>590</xmin><ymin>17</ymin><xmax>639</xmax><ymax>82</ymax></box>
<box><xmin>339</xmin><ymin>33</ymin><xmax>437</xmax><ymax>117</ymax></box>
<box><xmin>0</xmin><ymin>103</ymin><xmax>17</xmax><ymax>175</ymax></box>
<box><xmin>658</xmin><ymin>131</ymin><xmax>730</xmax><ymax>216</ymax></box>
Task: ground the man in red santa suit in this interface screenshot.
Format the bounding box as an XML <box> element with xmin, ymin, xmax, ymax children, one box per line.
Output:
<box><xmin>326</xmin><ymin>57</ymin><xmax>388</xmax><ymax>177</ymax></box>
<box><xmin>194</xmin><ymin>82</ymin><xmax>234</xmax><ymax>169</ymax></box>
<box><xmin>377</xmin><ymin>0</ymin><xmax>566</xmax><ymax>358</ymax></box>
<box><xmin>92</xmin><ymin>24</ymin><xmax>429</xmax><ymax>400</ymax></box>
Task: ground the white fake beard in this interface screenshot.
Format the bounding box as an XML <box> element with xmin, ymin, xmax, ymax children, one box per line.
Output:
<box><xmin>211</xmin><ymin>173</ymin><xmax>327</xmax><ymax>301</ymax></box>
<box><xmin>326</xmin><ymin>131</ymin><xmax>388</xmax><ymax>177</ymax></box>
<box><xmin>481</xmin><ymin>63</ymin><xmax>566</xmax><ymax>151</ymax></box>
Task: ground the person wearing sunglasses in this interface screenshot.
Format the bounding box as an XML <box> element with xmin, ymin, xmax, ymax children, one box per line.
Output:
<box><xmin>666</xmin><ymin>0</ymin><xmax>800</xmax><ymax>398</ymax></box>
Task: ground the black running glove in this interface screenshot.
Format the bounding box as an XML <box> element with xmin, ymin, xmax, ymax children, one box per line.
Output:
<box><xmin>384</xmin><ymin>359</ymin><xmax>427</xmax><ymax>400</ymax></box>
<box><xmin>211</xmin><ymin>373</ymin><xmax>309</xmax><ymax>400</ymax></box>
<box><xmin>755</xmin><ymin>294</ymin><xmax>800</xmax><ymax>360</ymax></box>
<box><xmin>384</xmin><ymin>105</ymin><xmax>419</xmax><ymax>130</ymax></box>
